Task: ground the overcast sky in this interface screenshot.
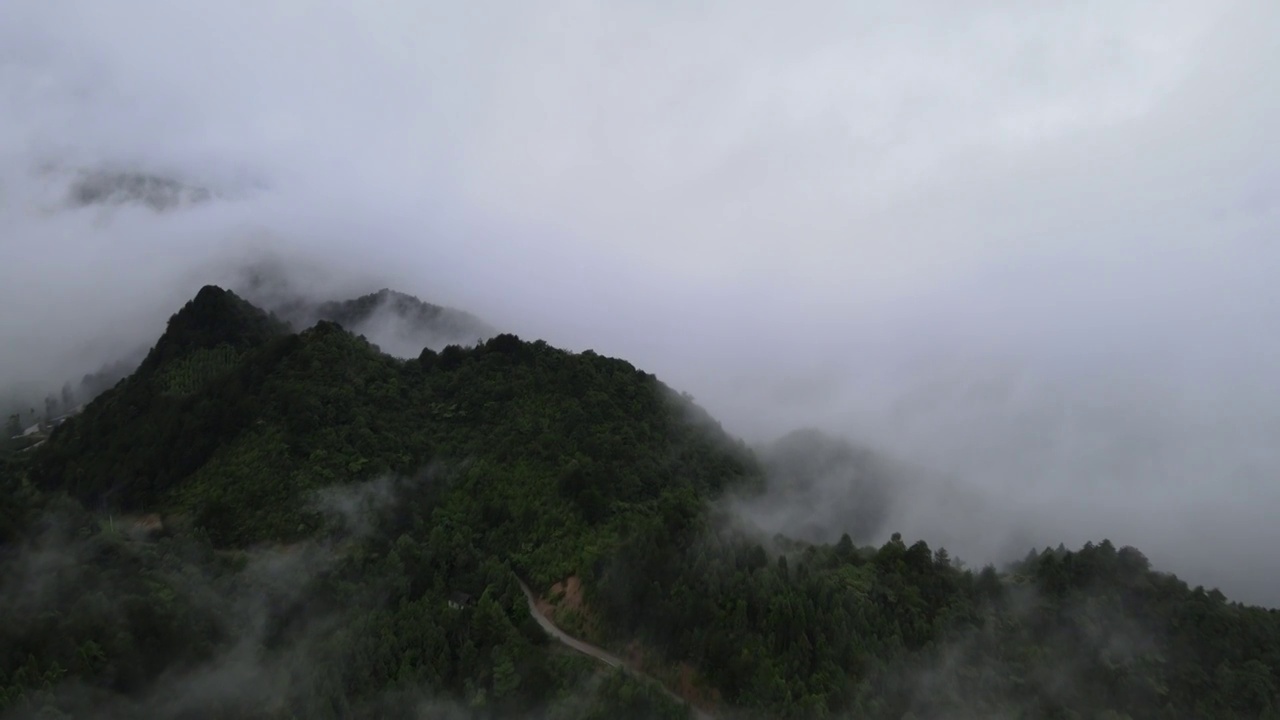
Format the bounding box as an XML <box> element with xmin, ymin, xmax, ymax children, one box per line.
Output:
<box><xmin>3</xmin><ymin>1</ymin><xmax>1279</xmax><ymax>602</ymax></box>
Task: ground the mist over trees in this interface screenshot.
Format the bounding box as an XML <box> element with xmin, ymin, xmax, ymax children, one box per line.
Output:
<box><xmin>3</xmin><ymin>4</ymin><xmax>1279</xmax><ymax>715</ymax></box>
<box><xmin>4</xmin><ymin>0</ymin><xmax>1279</xmax><ymax>609</ymax></box>
<box><xmin>0</xmin><ymin>266</ymin><xmax>494</xmax><ymax>450</ymax></box>
<box><xmin>2</xmin><ymin>286</ymin><xmax>1277</xmax><ymax>719</ymax></box>
<box><xmin>735</xmin><ymin>429</ymin><xmax>898</xmax><ymax>546</ymax></box>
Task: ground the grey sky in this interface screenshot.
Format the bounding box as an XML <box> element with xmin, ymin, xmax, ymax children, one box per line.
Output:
<box><xmin>2</xmin><ymin>1</ymin><xmax>1279</xmax><ymax>601</ymax></box>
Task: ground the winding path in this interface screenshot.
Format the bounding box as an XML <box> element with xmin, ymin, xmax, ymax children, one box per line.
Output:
<box><xmin>516</xmin><ymin>579</ymin><xmax>715</xmax><ymax>720</ymax></box>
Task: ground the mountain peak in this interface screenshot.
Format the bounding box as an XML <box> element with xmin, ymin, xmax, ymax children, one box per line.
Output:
<box><xmin>309</xmin><ymin>287</ymin><xmax>496</xmax><ymax>355</ymax></box>
<box><xmin>191</xmin><ymin>283</ymin><xmax>232</xmax><ymax>305</ymax></box>
<box><xmin>138</xmin><ymin>285</ymin><xmax>287</xmax><ymax>375</ymax></box>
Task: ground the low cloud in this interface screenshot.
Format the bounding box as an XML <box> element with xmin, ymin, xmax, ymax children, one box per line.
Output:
<box><xmin>2</xmin><ymin>0</ymin><xmax>1279</xmax><ymax>604</ymax></box>
<box><xmin>0</xmin><ymin>475</ymin><xmax>465</xmax><ymax>720</ymax></box>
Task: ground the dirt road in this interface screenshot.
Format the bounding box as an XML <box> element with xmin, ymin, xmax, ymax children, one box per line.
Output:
<box><xmin>516</xmin><ymin>578</ymin><xmax>715</xmax><ymax>720</ymax></box>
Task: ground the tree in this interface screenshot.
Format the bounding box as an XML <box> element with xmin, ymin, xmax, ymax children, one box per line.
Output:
<box><xmin>491</xmin><ymin>650</ymin><xmax>521</xmax><ymax>701</ymax></box>
<box><xmin>836</xmin><ymin>533</ymin><xmax>854</xmax><ymax>559</ymax></box>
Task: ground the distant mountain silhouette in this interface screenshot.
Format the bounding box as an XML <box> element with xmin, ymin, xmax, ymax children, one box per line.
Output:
<box><xmin>66</xmin><ymin>169</ymin><xmax>214</xmax><ymax>211</ymax></box>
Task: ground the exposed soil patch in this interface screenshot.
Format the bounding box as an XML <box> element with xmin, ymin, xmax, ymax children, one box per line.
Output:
<box><xmin>546</xmin><ymin>575</ymin><xmax>585</xmax><ymax>612</ymax></box>
<box><xmin>112</xmin><ymin>513</ymin><xmax>166</xmax><ymax>540</ymax></box>
<box><xmin>538</xmin><ymin>574</ymin><xmax>604</xmax><ymax>640</ymax></box>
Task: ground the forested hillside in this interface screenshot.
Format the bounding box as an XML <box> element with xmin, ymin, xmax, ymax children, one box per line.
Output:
<box><xmin>2</xmin><ymin>286</ymin><xmax>1278</xmax><ymax>719</ymax></box>
<box><xmin>1</xmin><ymin>279</ymin><xmax>493</xmax><ymax>439</ymax></box>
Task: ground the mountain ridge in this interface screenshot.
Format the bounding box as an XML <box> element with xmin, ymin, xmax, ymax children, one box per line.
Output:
<box><xmin>2</xmin><ymin>278</ymin><xmax>495</xmax><ymax>448</ymax></box>
<box><xmin>4</xmin><ymin>285</ymin><xmax>1280</xmax><ymax>719</ymax></box>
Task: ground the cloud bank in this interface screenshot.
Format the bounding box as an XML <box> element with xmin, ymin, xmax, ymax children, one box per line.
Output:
<box><xmin>2</xmin><ymin>0</ymin><xmax>1278</xmax><ymax>602</ymax></box>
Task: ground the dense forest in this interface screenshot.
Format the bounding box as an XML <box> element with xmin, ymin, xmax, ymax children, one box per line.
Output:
<box><xmin>2</xmin><ymin>286</ymin><xmax>1278</xmax><ymax>719</ymax></box>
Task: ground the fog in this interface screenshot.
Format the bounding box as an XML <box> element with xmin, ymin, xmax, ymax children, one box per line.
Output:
<box><xmin>3</xmin><ymin>1</ymin><xmax>1279</xmax><ymax>603</ymax></box>
<box><xmin>0</xmin><ymin>475</ymin><xmax>493</xmax><ymax>719</ymax></box>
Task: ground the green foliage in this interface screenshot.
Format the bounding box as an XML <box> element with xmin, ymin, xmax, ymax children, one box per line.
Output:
<box><xmin>156</xmin><ymin>344</ymin><xmax>240</xmax><ymax>397</ymax></box>
<box><xmin>560</xmin><ymin>669</ymin><xmax>691</xmax><ymax>720</ymax></box>
<box><xmin>136</xmin><ymin>285</ymin><xmax>288</xmax><ymax>375</ymax></box>
<box><xmin>0</xmin><ymin>506</ymin><xmax>230</xmax><ymax>718</ymax></box>
<box><xmin>590</xmin><ymin>528</ymin><xmax>1280</xmax><ymax>719</ymax></box>
<box><xmin>0</xmin><ymin>455</ymin><xmax>43</xmax><ymax>545</ymax></box>
<box><xmin>7</xmin><ymin>286</ymin><xmax>1280</xmax><ymax>719</ymax></box>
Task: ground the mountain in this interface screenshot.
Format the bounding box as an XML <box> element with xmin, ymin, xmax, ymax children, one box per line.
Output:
<box><xmin>306</xmin><ymin>288</ymin><xmax>496</xmax><ymax>355</ymax></box>
<box><xmin>2</xmin><ymin>277</ymin><xmax>494</xmax><ymax>449</ymax></box>
<box><xmin>33</xmin><ymin>285</ymin><xmax>748</xmax><ymax>546</ymax></box>
<box><xmin>3</xmin><ymin>287</ymin><xmax>1280</xmax><ymax>720</ymax></box>
<box><xmin>234</xmin><ymin>260</ymin><xmax>497</xmax><ymax>355</ymax></box>
<box><xmin>136</xmin><ymin>285</ymin><xmax>290</xmax><ymax>373</ymax></box>
<box><xmin>66</xmin><ymin>169</ymin><xmax>215</xmax><ymax>212</ymax></box>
